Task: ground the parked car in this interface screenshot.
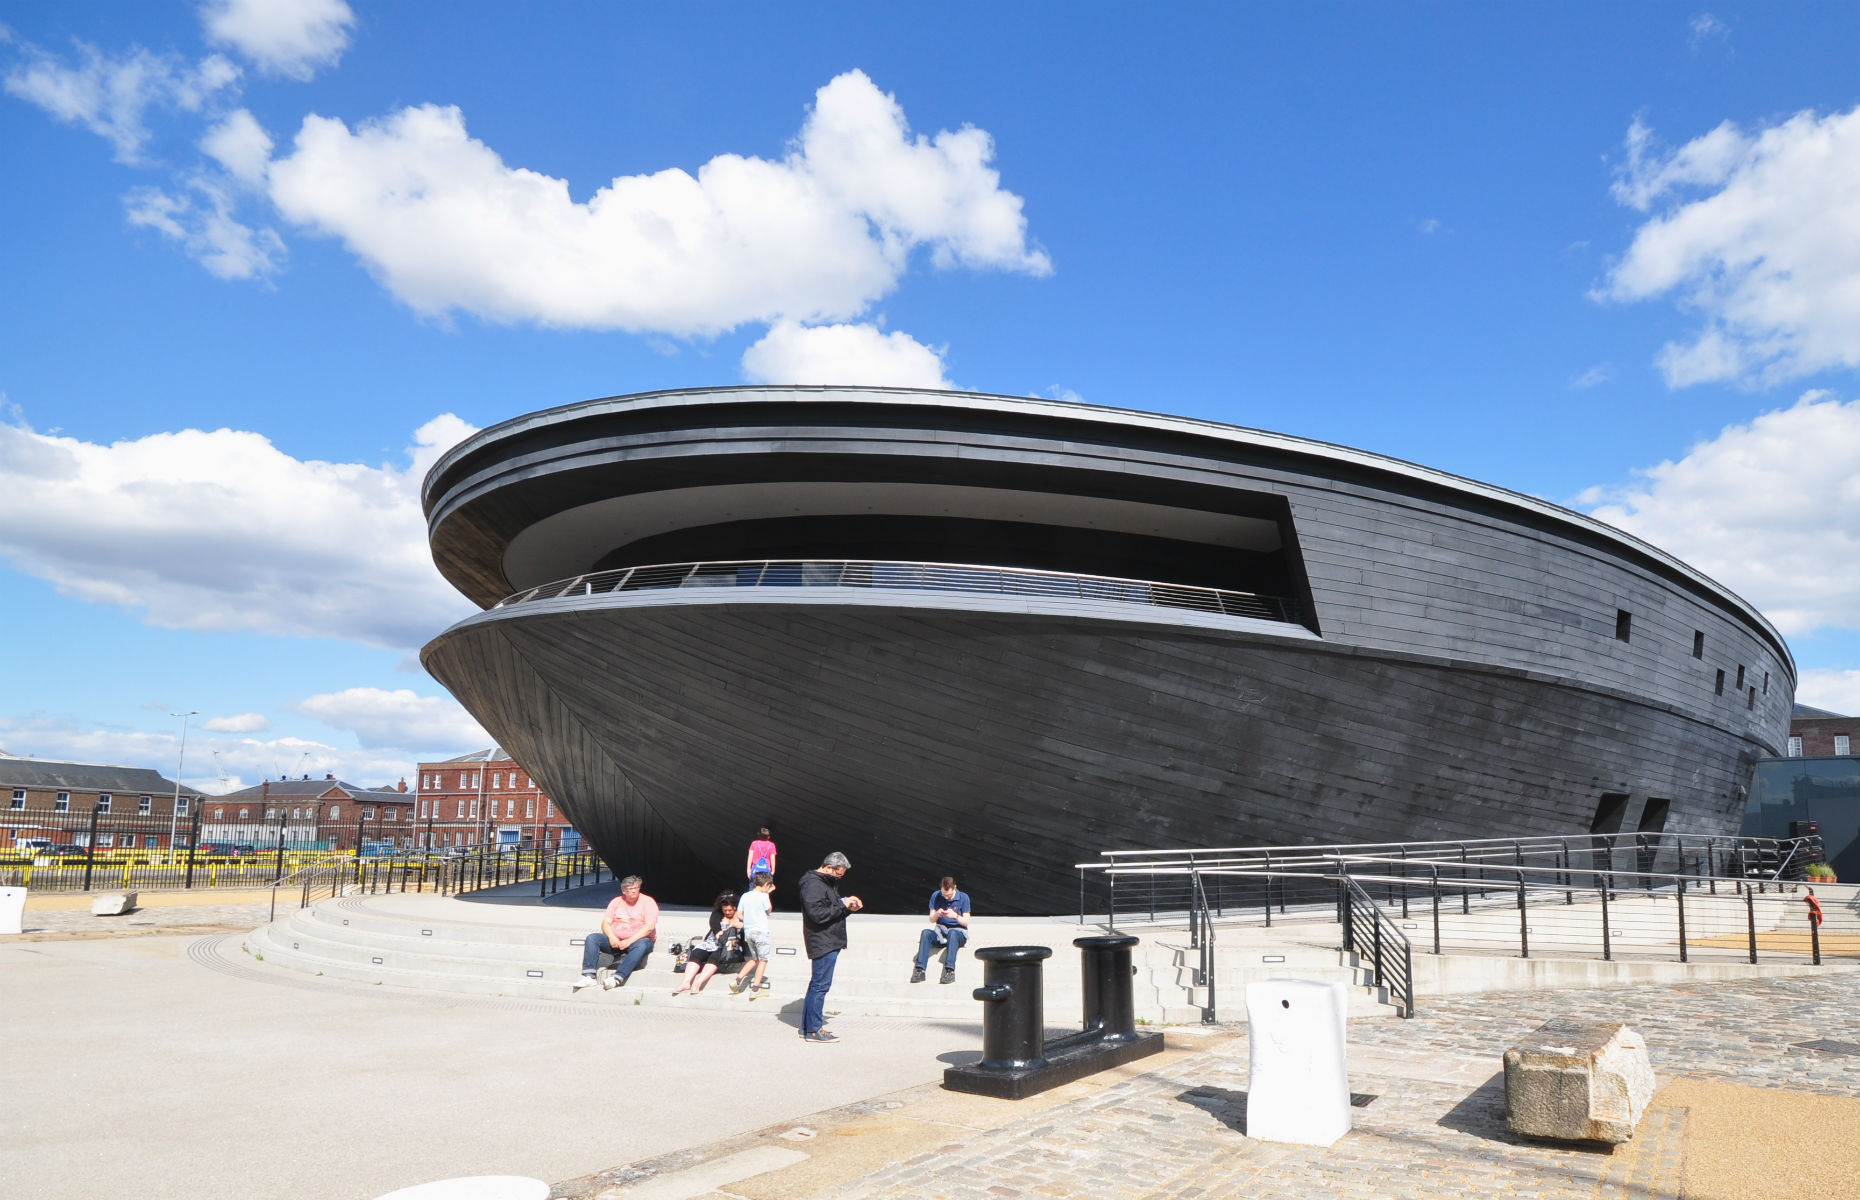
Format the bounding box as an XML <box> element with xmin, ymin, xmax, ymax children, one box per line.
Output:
<box><xmin>48</xmin><ymin>844</ymin><xmax>93</xmax><ymax>858</ymax></box>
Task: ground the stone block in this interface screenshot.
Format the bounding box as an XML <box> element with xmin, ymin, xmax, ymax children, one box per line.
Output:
<box><xmin>90</xmin><ymin>891</ymin><xmax>137</xmax><ymax>916</ymax></box>
<box><xmin>1504</xmin><ymin>1019</ymin><xmax>1654</xmax><ymax>1143</ymax></box>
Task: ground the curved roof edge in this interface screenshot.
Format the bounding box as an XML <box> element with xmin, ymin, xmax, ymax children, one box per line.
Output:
<box><xmin>425</xmin><ymin>384</ymin><xmax>1794</xmax><ymax>677</ymax></box>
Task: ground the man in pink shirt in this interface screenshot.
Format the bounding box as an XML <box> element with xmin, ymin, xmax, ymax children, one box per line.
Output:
<box><xmin>572</xmin><ymin>875</ymin><xmax>659</xmax><ymax>990</ymax></box>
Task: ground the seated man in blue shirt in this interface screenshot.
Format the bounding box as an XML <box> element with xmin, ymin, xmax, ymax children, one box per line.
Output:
<box><xmin>910</xmin><ymin>876</ymin><xmax>972</xmax><ymax>984</ymax></box>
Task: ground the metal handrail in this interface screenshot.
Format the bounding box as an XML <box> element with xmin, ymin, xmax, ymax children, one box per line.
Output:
<box><xmin>489</xmin><ymin>558</ymin><xmax>1301</xmax><ymax>625</ymax></box>
<box><xmin>1189</xmin><ymin>869</ymin><xmax>1217</xmax><ymax>1024</ymax></box>
<box><xmin>1082</xmin><ymin>830</ymin><xmax>1800</xmax><ymax>867</ymax></box>
<box><xmin>1340</xmin><ymin>872</ymin><xmax>1414</xmax><ymax>1017</ymax></box>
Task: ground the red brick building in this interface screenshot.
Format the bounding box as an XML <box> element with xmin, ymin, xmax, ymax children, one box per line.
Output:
<box><xmin>1789</xmin><ymin>704</ymin><xmax>1858</xmax><ymax>758</ymax></box>
<box><xmin>204</xmin><ymin>775</ymin><xmax>413</xmax><ymax>849</ymax></box>
<box><xmin>2</xmin><ymin>755</ymin><xmax>202</xmax><ymax>850</ymax></box>
<box><xmin>412</xmin><ymin>748</ymin><xmax>580</xmax><ymax>850</ymax></box>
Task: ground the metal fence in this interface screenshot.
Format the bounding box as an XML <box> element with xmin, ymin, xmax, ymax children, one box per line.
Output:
<box><xmin>2</xmin><ymin>806</ymin><xmax>592</xmax><ymax>894</ymax></box>
<box><xmin>493</xmin><ymin>558</ymin><xmax>1302</xmax><ymax>625</ymax></box>
<box><xmin>1081</xmin><ymin>831</ymin><xmax>1856</xmax><ymax>971</ymax></box>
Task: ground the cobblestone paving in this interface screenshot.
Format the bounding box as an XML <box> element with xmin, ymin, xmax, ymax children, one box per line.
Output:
<box><xmin>16</xmin><ymin>901</ymin><xmax>275</xmax><ymax>938</ymax></box>
<box><xmin>1350</xmin><ymin>972</ymin><xmax>1860</xmax><ymax>1098</ymax></box>
<box><xmin>819</xmin><ymin>972</ymin><xmax>1860</xmax><ymax>1200</ymax></box>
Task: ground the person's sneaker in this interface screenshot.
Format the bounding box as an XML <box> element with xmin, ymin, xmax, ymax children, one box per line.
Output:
<box><xmin>910</xmin><ymin>967</ymin><xmax>926</xmax><ymax>984</ymax></box>
<box><xmin>729</xmin><ymin>978</ymin><xmax>749</xmax><ymax>995</ymax></box>
<box><xmin>803</xmin><ymin>1030</ymin><xmax>839</xmax><ymax>1043</ymax></box>
<box><xmin>570</xmin><ymin>973</ymin><xmax>598</xmax><ymax>991</ymax></box>
<box><xmin>940</xmin><ymin>968</ymin><xmax>956</xmax><ymax>985</ymax></box>
<box><xmin>756</xmin><ymin>981</ymin><xmax>772</xmax><ymax>991</ymax></box>
<box><xmin>602</xmin><ymin>970</ymin><xmax>624</xmax><ymax>990</ymax></box>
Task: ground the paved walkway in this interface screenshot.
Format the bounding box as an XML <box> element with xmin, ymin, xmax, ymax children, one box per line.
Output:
<box><xmin>556</xmin><ymin>972</ymin><xmax>1860</xmax><ymax>1200</ymax></box>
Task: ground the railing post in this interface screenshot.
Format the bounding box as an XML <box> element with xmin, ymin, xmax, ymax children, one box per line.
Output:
<box><xmin>1745</xmin><ymin>887</ymin><xmax>1758</xmax><ymax>964</ymax></box>
<box><xmin>1400</xmin><ymin>847</ymin><xmax>1409</xmax><ymax>919</ymax></box>
<box><xmin>1340</xmin><ymin>877</ymin><xmax>1353</xmax><ymax>951</ymax></box>
<box><xmin>1078</xmin><ymin>868</ymin><xmax>1085</xmax><ymax>926</ymax></box>
<box><xmin>273</xmin><ymin>809</ymin><xmax>288</xmax><ymax>884</ymax></box>
<box><xmin>82</xmin><ymin>803</ymin><xmax>101</xmax><ymax>890</ymax></box>
<box><xmin>185</xmin><ymin>806</ymin><xmax>201</xmax><ymax>888</ymax></box>
<box><xmin>1516</xmin><ymin>869</ymin><xmax>1529</xmax><ymax>958</ymax></box>
<box><xmin>1562</xmin><ymin>844</ymin><xmax>1572</xmax><ymax>905</ymax></box>
<box><xmin>1371</xmin><ymin>894</ymin><xmax>1384</xmax><ymax>986</ymax></box>
<box><xmin>1810</xmin><ymin>897</ymin><xmax>1822</xmax><ymax>966</ymax></box>
<box><xmin>1108</xmin><ymin>873</ymin><xmax>1117</xmax><ymax>932</ymax></box>
<box><xmin>1600</xmin><ymin>881</ymin><xmax>1612</xmax><ymax>962</ymax></box>
<box><xmin>1676</xmin><ymin>877</ymin><xmax>1688</xmax><ymax>963</ymax></box>
<box><xmin>1459</xmin><ymin>845</ymin><xmax>1469</xmax><ymax>914</ymax></box>
<box><xmin>1430</xmin><ymin>866</ymin><xmax>1441</xmax><ymax>955</ymax></box>
<box><xmin>1262</xmin><ymin>852</ymin><xmax>1272</xmax><ymax>927</ymax></box>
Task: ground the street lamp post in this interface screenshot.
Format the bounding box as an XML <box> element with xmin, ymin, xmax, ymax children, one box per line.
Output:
<box><xmin>168</xmin><ymin>710</ymin><xmax>198</xmax><ymax>866</ymax></box>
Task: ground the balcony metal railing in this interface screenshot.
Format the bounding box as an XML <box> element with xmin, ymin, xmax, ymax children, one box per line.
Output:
<box><xmin>491</xmin><ymin>559</ymin><xmax>1302</xmax><ymax>624</ymax></box>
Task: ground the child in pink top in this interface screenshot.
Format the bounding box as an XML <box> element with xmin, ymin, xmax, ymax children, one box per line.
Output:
<box><xmin>745</xmin><ymin>828</ymin><xmax>778</xmax><ymax>881</ymax></box>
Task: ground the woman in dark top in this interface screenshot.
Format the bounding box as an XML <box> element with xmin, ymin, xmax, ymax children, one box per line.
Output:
<box><xmin>674</xmin><ymin>891</ymin><xmax>743</xmax><ymax>994</ymax></box>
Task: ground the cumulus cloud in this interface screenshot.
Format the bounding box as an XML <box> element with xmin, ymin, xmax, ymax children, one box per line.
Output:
<box><xmin>266</xmin><ymin>69</ymin><xmax>1049</xmax><ymax>335</ymax></box>
<box><xmin>201</xmin><ymin>0</ymin><xmax>354</xmax><ymax>81</ymax></box>
<box><xmin>1796</xmin><ymin>669</ymin><xmax>1860</xmax><ymax>716</ymax></box>
<box><xmin>1569</xmin><ymin>364</ymin><xmax>1613</xmax><ymax>390</ymax></box>
<box><xmin>126</xmin><ymin>173</ymin><xmax>285</xmax><ymax>280</ymax></box>
<box><xmin>1579</xmin><ymin>392</ymin><xmax>1860</xmax><ymax>637</ymax></box>
<box><xmin>1599</xmin><ymin>107</ymin><xmax>1860</xmax><ymax>386</ymax></box>
<box><xmin>742</xmin><ymin>320</ymin><xmax>952</xmax><ymax>389</ymax></box>
<box><xmin>203</xmin><ymin>713</ymin><xmax>270</xmax><ymax>733</ymax></box>
<box><xmin>3</xmin><ymin>40</ymin><xmax>238</xmax><ymax>163</ymax></box>
<box><xmin>201</xmin><ymin>107</ymin><xmax>273</xmax><ymax>185</ymax></box>
<box><xmin>0</xmin><ymin>412</ymin><xmax>478</xmax><ymax>651</ymax></box>
<box><xmin>291</xmin><ymin>687</ymin><xmax>489</xmax><ymax>751</ymax></box>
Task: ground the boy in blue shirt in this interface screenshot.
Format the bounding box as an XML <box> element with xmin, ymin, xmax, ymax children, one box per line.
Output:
<box><xmin>910</xmin><ymin>876</ymin><xmax>971</xmax><ymax>984</ymax></box>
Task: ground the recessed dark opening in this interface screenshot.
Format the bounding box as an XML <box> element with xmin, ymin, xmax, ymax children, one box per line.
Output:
<box><xmin>1615</xmin><ymin>610</ymin><xmax>1632</xmax><ymax>642</ymax></box>
<box><xmin>1748</xmin><ymin>686</ymin><xmax>1756</xmax><ymax>710</ymax></box>
<box><xmin>1736</xmin><ymin>665</ymin><xmax>1745</xmax><ymax>689</ymax></box>
<box><xmin>1637</xmin><ymin>797</ymin><xmax>1671</xmax><ymax>835</ymax></box>
<box><xmin>1591</xmin><ymin>792</ymin><xmax>1629</xmax><ymax>834</ymax></box>
<box><xmin>1715</xmin><ymin>669</ymin><xmax>1725</xmax><ymax>696</ymax></box>
<box><xmin>1693</xmin><ymin>630</ymin><xmax>1704</xmax><ymax>658</ymax></box>
<box><xmin>1763</xmin><ymin>671</ymin><xmax>1769</xmax><ymax>695</ymax></box>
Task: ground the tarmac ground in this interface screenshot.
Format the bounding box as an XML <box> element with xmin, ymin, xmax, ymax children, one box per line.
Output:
<box><xmin>5</xmin><ymin>889</ymin><xmax>1856</xmax><ymax>1200</ymax></box>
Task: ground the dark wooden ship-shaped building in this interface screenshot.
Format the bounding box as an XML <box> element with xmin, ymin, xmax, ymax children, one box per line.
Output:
<box><xmin>420</xmin><ymin>387</ymin><xmax>1793</xmax><ymax>912</ymax></box>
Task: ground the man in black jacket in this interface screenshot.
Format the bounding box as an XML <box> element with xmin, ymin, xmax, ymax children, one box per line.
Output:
<box><xmin>797</xmin><ymin>851</ymin><xmax>863</xmax><ymax>1043</ymax></box>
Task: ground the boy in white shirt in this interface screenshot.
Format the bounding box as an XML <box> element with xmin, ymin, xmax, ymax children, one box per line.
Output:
<box><xmin>730</xmin><ymin>873</ymin><xmax>777</xmax><ymax>995</ymax></box>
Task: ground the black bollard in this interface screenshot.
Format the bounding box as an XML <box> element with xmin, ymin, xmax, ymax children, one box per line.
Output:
<box><xmin>971</xmin><ymin>945</ymin><xmax>1051</xmax><ymax>1069</ymax></box>
<box><xmin>1074</xmin><ymin>934</ymin><xmax>1140</xmax><ymax>1041</ymax></box>
<box><xmin>945</xmin><ymin>938</ymin><xmax>1165</xmax><ymax>1100</ymax></box>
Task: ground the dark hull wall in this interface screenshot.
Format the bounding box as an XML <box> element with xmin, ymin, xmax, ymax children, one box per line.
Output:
<box><xmin>424</xmin><ymin>596</ymin><xmax>1773</xmax><ymax>914</ymax></box>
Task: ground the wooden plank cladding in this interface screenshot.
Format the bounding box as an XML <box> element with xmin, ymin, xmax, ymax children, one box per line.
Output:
<box><xmin>419</xmin><ymin>387</ymin><xmax>1793</xmax><ymax>913</ymax></box>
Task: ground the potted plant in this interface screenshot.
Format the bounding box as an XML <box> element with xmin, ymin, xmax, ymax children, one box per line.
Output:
<box><xmin>1805</xmin><ymin>862</ymin><xmax>1838</xmax><ymax>884</ymax></box>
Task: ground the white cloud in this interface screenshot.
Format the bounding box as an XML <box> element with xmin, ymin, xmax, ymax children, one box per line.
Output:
<box><xmin>1579</xmin><ymin>392</ymin><xmax>1860</xmax><ymax>638</ymax></box>
<box><xmin>291</xmin><ymin>687</ymin><xmax>489</xmax><ymax>752</ymax></box>
<box><xmin>0</xmin><ymin>716</ymin><xmax>415</xmax><ymax>795</ymax></box>
<box><xmin>203</xmin><ymin>713</ymin><xmax>270</xmax><ymax>733</ymax></box>
<box><xmin>742</xmin><ymin>320</ymin><xmax>952</xmax><ymax>389</ymax></box>
<box><xmin>201</xmin><ymin>107</ymin><xmax>273</xmax><ymax>186</ymax></box>
<box><xmin>1599</xmin><ymin>107</ymin><xmax>1860</xmax><ymax>386</ymax></box>
<box><xmin>1688</xmin><ymin>13</ymin><xmax>1729</xmax><ymax>48</ymax></box>
<box><xmin>1417</xmin><ymin>217</ymin><xmax>1443</xmax><ymax>236</ymax></box>
<box><xmin>1796</xmin><ymin>669</ymin><xmax>1860</xmax><ymax>716</ymax></box>
<box><xmin>0</xmin><ymin>412</ymin><xmax>479</xmax><ymax>651</ymax></box>
<box><xmin>201</xmin><ymin>0</ymin><xmax>354</xmax><ymax>81</ymax></box>
<box><xmin>126</xmin><ymin>173</ymin><xmax>285</xmax><ymax>280</ymax></box>
<box><xmin>266</xmin><ymin>69</ymin><xmax>1049</xmax><ymax>336</ymax></box>
<box><xmin>3</xmin><ymin>40</ymin><xmax>238</xmax><ymax>163</ymax></box>
<box><xmin>1570</xmin><ymin>363</ymin><xmax>1613</xmax><ymax>390</ymax></box>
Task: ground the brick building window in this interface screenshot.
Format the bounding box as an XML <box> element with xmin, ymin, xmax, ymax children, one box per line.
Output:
<box><xmin>470</xmin><ymin>799</ymin><xmax>479</xmax><ymax>818</ymax></box>
<box><xmin>266</xmin><ymin>808</ymin><xmax>277</xmax><ymax>819</ymax></box>
<box><xmin>506</xmin><ymin>798</ymin><xmax>515</xmax><ymax>817</ymax></box>
<box><xmin>97</xmin><ymin>794</ymin><xmax>112</xmax><ymax>813</ymax></box>
<box><xmin>459</xmin><ymin>773</ymin><xmax>468</xmax><ymax>788</ymax></box>
<box><xmin>140</xmin><ymin>795</ymin><xmax>154</xmax><ymax>814</ymax></box>
<box><xmin>176</xmin><ymin>797</ymin><xmax>188</xmax><ymax>816</ymax></box>
<box><xmin>526</xmin><ymin>798</ymin><xmax>535</xmax><ymax>818</ymax></box>
<box><xmin>238</xmin><ymin>808</ymin><xmax>249</xmax><ymax>819</ymax></box>
<box><xmin>213</xmin><ymin>808</ymin><xmax>225</xmax><ymax>819</ymax></box>
<box><xmin>1788</xmin><ymin>737</ymin><xmax>1803</xmax><ymax>757</ymax></box>
<box><xmin>329</xmin><ymin>805</ymin><xmax>340</xmax><ymax>820</ymax></box>
<box><xmin>545</xmin><ymin>800</ymin><xmax>553</xmax><ymax>817</ymax></box>
<box><xmin>386</xmin><ymin>807</ymin><xmax>397</xmax><ymax>821</ymax></box>
<box><xmin>456</xmin><ymin>800</ymin><xmax>466</xmax><ymax>819</ymax></box>
<box><xmin>9</xmin><ymin>790</ymin><xmax>22</xmax><ymax>809</ymax></box>
<box><xmin>361</xmin><ymin>807</ymin><xmax>375</xmax><ymax>821</ymax></box>
<box><xmin>55</xmin><ymin>792</ymin><xmax>70</xmax><ymax>812</ymax></box>
<box><xmin>1838</xmin><ymin>736</ymin><xmax>1853</xmax><ymax>756</ymax></box>
<box><xmin>492</xmin><ymin>773</ymin><xmax>501</xmax><ymax>789</ymax></box>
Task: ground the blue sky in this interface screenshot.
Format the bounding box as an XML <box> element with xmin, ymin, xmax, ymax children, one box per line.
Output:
<box><xmin>2</xmin><ymin>2</ymin><xmax>1857</xmax><ymax>791</ymax></box>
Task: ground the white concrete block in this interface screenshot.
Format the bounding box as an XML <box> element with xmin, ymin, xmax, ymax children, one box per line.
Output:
<box><xmin>1504</xmin><ymin>1020</ymin><xmax>1654</xmax><ymax>1144</ymax></box>
<box><xmin>0</xmin><ymin>886</ymin><xmax>24</xmax><ymax>935</ymax></box>
<box><xmin>1245</xmin><ymin>977</ymin><xmax>1351</xmax><ymax>1147</ymax></box>
<box><xmin>372</xmin><ymin>1176</ymin><xmax>548</xmax><ymax>1200</ymax></box>
<box><xmin>90</xmin><ymin>891</ymin><xmax>137</xmax><ymax>916</ymax></box>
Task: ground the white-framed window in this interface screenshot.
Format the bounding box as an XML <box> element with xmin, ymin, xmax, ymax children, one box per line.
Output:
<box><xmin>491</xmin><ymin>773</ymin><xmax>501</xmax><ymax>789</ymax></box>
<box><xmin>386</xmin><ymin>807</ymin><xmax>397</xmax><ymax>821</ymax></box>
<box><xmin>96</xmin><ymin>833</ymin><xmax>115</xmax><ymax>847</ymax></box>
<box><xmin>266</xmin><ymin>807</ymin><xmax>277</xmax><ymax>819</ymax></box>
<box><xmin>9</xmin><ymin>790</ymin><xmax>22</xmax><ymax>809</ymax></box>
<box><xmin>213</xmin><ymin>808</ymin><xmax>225</xmax><ymax>820</ymax></box>
<box><xmin>97</xmin><ymin>794</ymin><xmax>112</xmax><ymax>813</ymax></box>
<box><xmin>459</xmin><ymin>772</ymin><xmax>469</xmax><ymax>788</ymax></box>
<box><xmin>145</xmin><ymin>836</ymin><xmax>158</xmax><ymax>849</ymax></box>
<box><xmin>418</xmin><ymin>801</ymin><xmax>427</xmax><ymax>819</ymax></box>
<box><xmin>505</xmin><ymin>798</ymin><xmax>514</xmax><ymax>817</ymax></box>
<box><xmin>55</xmin><ymin>792</ymin><xmax>70</xmax><ymax>812</ymax></box>
<box><xmin>328</xmin><ymin>805</ymin><xmax>340</xmax><ymax>820</ymax></box>
<box><xmin>361</xmin><ymin>807</ymin><xmax>375</xmax><ymax>821</ymax></box>
<box><xmin>456</xmin><ymin>800</ymin><xmax>466</xmax><ymax>819</ymax></box>
<box><xmin>238</xmin><ymin>808</ymin><xmax>249</xmax><ymax>819</ymax></box>
<box><xmin>525</xmin><ymin>798</ymin><xmax>535</xmax><ymax>818</ymax></box>
<box><xmin>1837</xmin><ymin>735</ymin><xmax>1852</xmax><ymax>756</ymax></box>
<box><xmin>1787</xmin><ymin>736</ymin><xmax>1803</xmax><ymax>757</ymax></box>
<box><xmin>470</xmin><ymin>799</ymin><xmax>479</xmax><ymax>818</ymax></box>
<box><xmin>545</xmin><ymin>800</ymin><xmax>553</xmax><ymax>817</ymax></box>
